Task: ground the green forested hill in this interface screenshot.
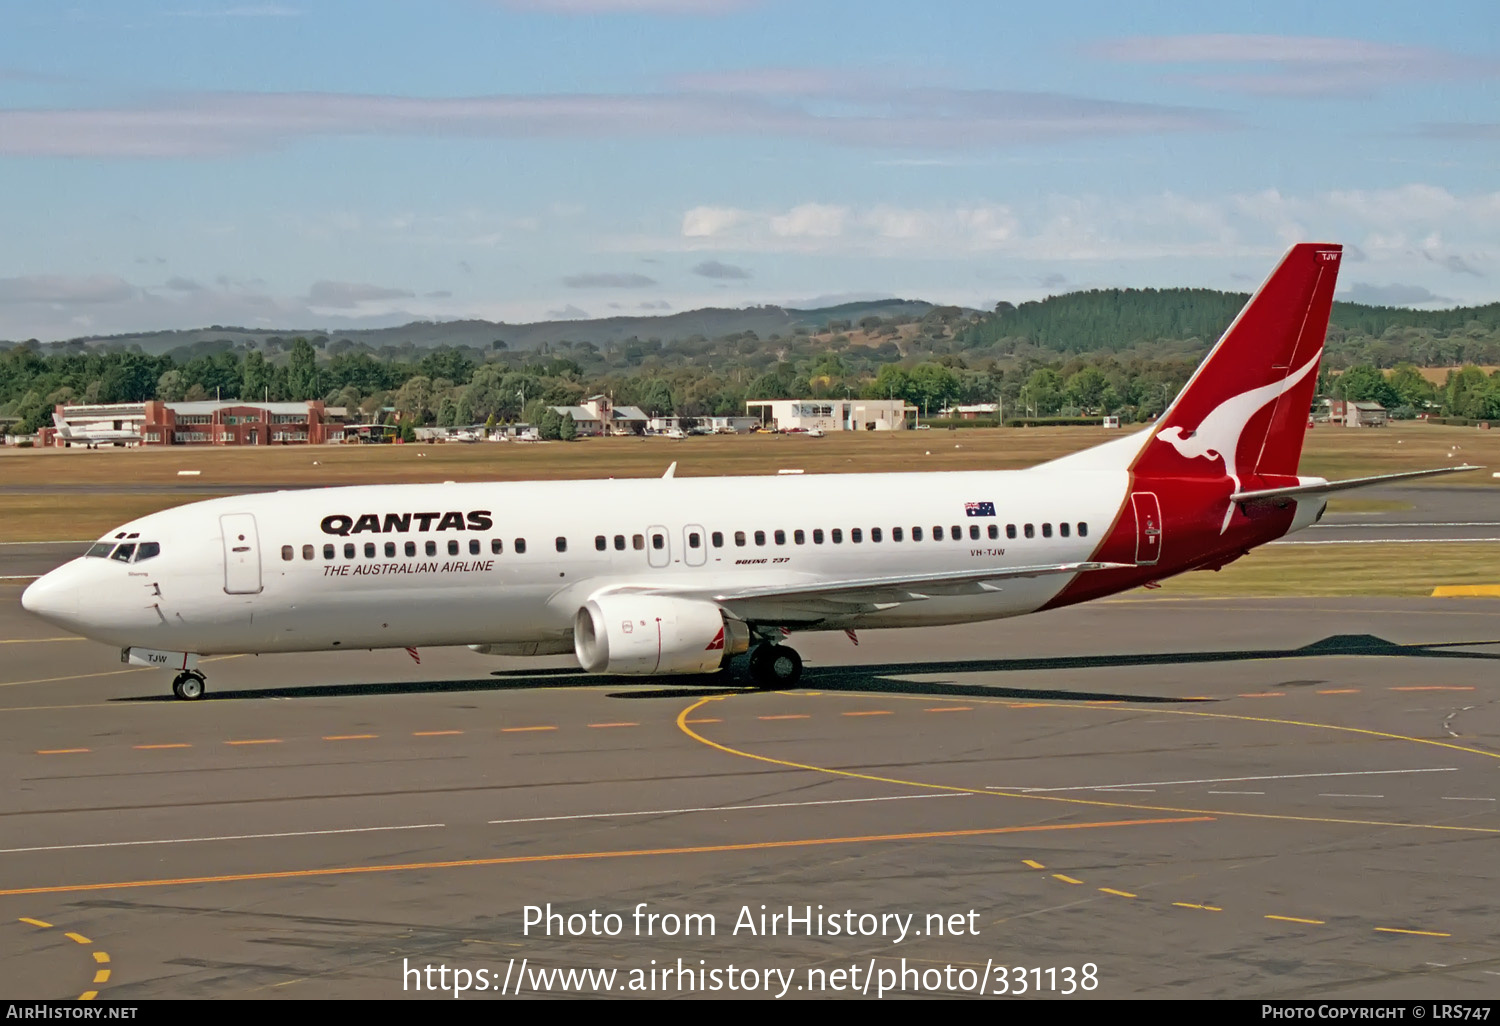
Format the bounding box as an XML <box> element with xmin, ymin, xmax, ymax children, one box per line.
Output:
<box><xmin>965</xmin><ymin>288</ymin><xmax>1500</xmax><ymax>364</ymax></box>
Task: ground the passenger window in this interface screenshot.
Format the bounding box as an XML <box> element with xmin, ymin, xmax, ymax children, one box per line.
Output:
<box><xmin>426</xmin><ymin>540</ymin><xmax>437</xmax><ymax>556</ymax></box>
<box><xmin>385</xmin><ymin>541</ymin><xmax>396</xmax><ymax>558</ymax></box>
<box><xmin>813</xmin><ymin>528</ymin><xmax>824</xmax><ymax>544</ymax></box>
<box><xmin>831</xmin><ymin>528</ymin><xmax>843</xmax><ymax>544</ymax></box>
<box><xmin>364</xmin><ymin>542</ymin><xmax>377</xmax><ymax>558</ymax></box>
<box><xmin>1007</xmin><ymin>524</ymin><xmax>1017</xmax><ymax>539</ymax></box>
<box><xmin>492</xmin><ymin>538</ymin><xmax>504</xmax><ymax>554</ymax></box>
<box><xmin>469</xmin><ymin>539</ymin><xmax>481</xmax><ymax>555</ymax></box>
<box><xmin>281</xmin><ymin>545</ymin><xmax>294</xmax><ymax>561</ymax></box>
<box><xmin>754</xmin><ymin>530</ymin><xmax>766</xmax><ymax>546</ymax></box>
<box><xmin>344</xmin><ymin>543</ymin><xmax>356</xmax><ymax>559</ymax></box>
<box><xmin>773</xmin><ymin>530</ymin><xmax>785</xmax><ymax>545</ymax></box>
<box><xmin>1042</xmin><ymin>523</ymin><xmax>1053</xmax><ymax>538</ymax></box>
<box><xmin>632</xmin><ymin>534</ymin><xmax>645</xmax><ymax>550</ymax></box>
<box><xmin>446</xmin><ymin>540</ymin><xmax>459</xmax><ymax>555</ymax></box>
<box><xmin>324</xmin><ymin>544</ymin><xmax>335</xmax><ymax>560</ymax></box>
<box><xmin>407</xmin><ymin>541</ymin><xmax>417</xmax><ymax>557</ymax></box>
<box><xmin>871</xmin><ymin>527</ymin><xmax>882</xmax><ymax>542</ymax></box>
<box><xmin>1060</xmin><ymin>523</ymin><xmax>1070</xmax><ymax>537</ymax></box>
<box><xmin>912</xmin><ymin>526</ymin><xmax>923</xmax><ymax>541</ymax></box>
<box><xmin>596</xmin><ymin>535</ymin><xmax>607</xmax><ymax>551</ymax></box>
<box><xmin>1024</xmin><ymin>524</ymin><xmax>1035</xmax><ymax>539</ymax></box>
<box><xmin>892</xmin><ymin>526</ymin><xmax>903</xmax><ymax>542</ymax></box>
<box><xmin>651</xmin><ymin>534</ymin><xmax>664</xmax><ymax>550</ymax></box>
<box><xmin>135</xmin><ymin>542</ymin><xmax>160</xmax><ymax>561</ymax></box>
<box><xmin>933</xmin><ymin>526</ymin><xmax>944</xmax><ymax>541</ymax></box>
<box><xmin>690</xmin><ymin>532</ymin><xmax>702</xmax><ymax>548</ymax></box>
<box><xmin>988</xmin><ymin>525</ymin><xmax>998</xmax><ymax>540</ymax></box>
<box><xmin>711</xmin><ymin>532</ymin><xmax>723</xmax><ymax>548</ymax></box>
<box><xmin>794</xmin><ymin>529</ymin><xmax>805</xmax><ymax>545</ymax></box>
<box><xmin>615</xmin><ymin>535</ymin><xmax>627</xmax><ymax>550</ymax></box>
<box><xmin>969</xmin><ymin>525</ymin><xmax>979</xmax><ymax>540</ymax></box>
<box><xmin>735</xmin><ymin>531</ymin><xmax>746</xmax><ymax>546</ymax></box>
<box><xmin>850</xmin><ymin>528</ymin><xmax>862</xmax><ymax>543</ymax></box>
<box><xmin>555</xmin><ymin>537</ymin><xmax>567</xmax><ymax>553</ymax></box>
<box><xmin>515</xmin><ymin>538</ymin><xmax>527</xmax><ymax>554</ymax></box>
<box><xmin>1078</xmin><ymin>522</ymin><xmax>1088</xmax><ymax>537</ymax></box>
<box><xmin>302</xmin><ymin>544</ymin><xmax>314</xmax><ymax>560</ymax></box>
<box><xmin>86</xmin><ymin>543</ymin><xmax>113</xmax><ymax>558</ymax></box>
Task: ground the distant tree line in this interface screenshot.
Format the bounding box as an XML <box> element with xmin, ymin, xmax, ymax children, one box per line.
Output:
<box><xmin>4</xmin><ymin>288</ymin><xmax>1500</xmax><ymax>434</ymax></box>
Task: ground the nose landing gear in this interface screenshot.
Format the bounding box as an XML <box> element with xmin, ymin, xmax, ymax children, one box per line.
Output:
<box><xmin>172</xmin><ymin>670</ymin><xmax>206</xmax><ymax>700</ymax></box>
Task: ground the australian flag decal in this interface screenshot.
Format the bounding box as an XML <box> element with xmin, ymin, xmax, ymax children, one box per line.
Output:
<box><xmin>965</xmin><ymin>501</ymin><xmax>996</xmax><ymax>517</ymax></box>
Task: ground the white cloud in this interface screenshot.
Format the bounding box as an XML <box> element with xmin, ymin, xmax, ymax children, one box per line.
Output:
<box><xmin>628</xmin><ymin>185</ymin><xmax>1497</xmax><ymax>282</ymax></box>
<box><xmin>682</xmin><ymin>206</ymin><xmax>748</xmax><ymax>237</ymax></box>
<box><xmin>770</xmin><ymin>203</ymin><xmax>847</xmax><ymax>238</ymax></box>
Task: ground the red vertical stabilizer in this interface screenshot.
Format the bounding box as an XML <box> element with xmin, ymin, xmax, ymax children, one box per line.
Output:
<box><xmin>1132</xmin><ymin>243</ymin><xmax>1342</xmax><ymax>486</ymax></box>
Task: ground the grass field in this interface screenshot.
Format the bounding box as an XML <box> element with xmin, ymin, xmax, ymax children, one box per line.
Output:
<box><xmin>2</xmin><ymin>424</ymin><xmax>1496</xmax><ymax>598</ymax></box>
<box><xmin>1</xmin><ymin>421</ymin><xmax>1496</xmax><ymax>490</ymax></box>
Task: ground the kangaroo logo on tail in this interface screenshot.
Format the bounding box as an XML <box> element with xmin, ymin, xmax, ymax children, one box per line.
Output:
<box><xmin>1154</xmin><ymin>352</ymin><xmax>1320</xmax><ymax>531</ymax></box>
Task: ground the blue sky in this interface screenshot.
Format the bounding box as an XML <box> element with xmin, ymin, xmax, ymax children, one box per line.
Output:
<box><xmin>0</xmin><ymin>0</ymin><xmax>1496</xmax><ymax>341</ymax></box>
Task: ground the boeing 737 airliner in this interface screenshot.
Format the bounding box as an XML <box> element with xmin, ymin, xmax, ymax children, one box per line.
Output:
<box><xmin>20</xmin><ymin>244</ymin><xmax>1481</xmax><ymax>698</ymax></box>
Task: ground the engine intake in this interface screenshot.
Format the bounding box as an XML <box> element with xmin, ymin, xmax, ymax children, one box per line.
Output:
<box><xmin>575</xmin><ymin>594</ymin><xmax>749</xmax><ymax>675</ymax></box>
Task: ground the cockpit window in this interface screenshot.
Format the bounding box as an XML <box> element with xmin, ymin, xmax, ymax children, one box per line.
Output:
<box><xmin>110</xmin><ymin>543</ymin><xmax>137</xmax><ymax>562</ymax></box>
<box><xmin>86</xmin><ymin>543</ymin><xmax>113</xmax><ymax>558</ymax></box>
<box><xmin>135</xmin><ymin>542</ymin><xmax>160</xmax><ymax>562</ymax></box>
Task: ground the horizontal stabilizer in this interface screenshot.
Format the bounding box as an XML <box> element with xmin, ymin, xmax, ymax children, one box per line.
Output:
<box><xmin>1230</xmin><ymin>465</ymin><xmax>1485</xmax><ymax>506</ymax></box>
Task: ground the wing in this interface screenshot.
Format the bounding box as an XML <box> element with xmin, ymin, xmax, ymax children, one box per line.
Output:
<box><xmin>1230</xmin><ymin>465</ymin><xmax>1484</xmax><ymax>508</ymax></box>
<box><xmin>601</xmin><ymin>561</ymin><xmax>1131</xmax><ymax>623</ymax></box>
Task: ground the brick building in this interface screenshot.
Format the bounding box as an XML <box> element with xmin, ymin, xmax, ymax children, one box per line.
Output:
<box><xmin>38</xmin><ymin>400</ymin><xmax>345</xmax><ymax>447</ymax></box>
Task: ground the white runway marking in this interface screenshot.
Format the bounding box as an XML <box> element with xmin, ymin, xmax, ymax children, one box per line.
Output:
<box><xmin>0</xmin><ymin>822</ymin><xmax>445</xmax><ymax>856</ymax></box>
<box><xmin>0</xmin><ymin>576</ymin><xmax>40</xmax><ymax>581</ymax></box>
<box><xmin>989</xmin><ymin>767</ymin><xmax>1456</xmax><ymax>793</ymax></box>
<box><xmin>1320</xmin><ymin>794</ymin><xmax>1384</xmax><ymax>799</ymax></box>
<box><xmin>1207</xmin><ymin>790</ymin><xmax>1265</xmax><ymax>795</ymax></box>
<box><xmin>486</xmin><ymin>792</ymin><xmax>967</xmax><ymax>825</ymax></box>
<box><xmin>1440</xmin><ymin>796</ymin><xmax>1496</xmax><ymax>802</ymax></box>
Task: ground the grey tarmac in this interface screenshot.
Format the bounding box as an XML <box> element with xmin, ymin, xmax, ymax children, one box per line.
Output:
<box><xmin>0</xmin><ymin>581</ymin><xmax>1497</xmax><ymax>1000</ymax></box>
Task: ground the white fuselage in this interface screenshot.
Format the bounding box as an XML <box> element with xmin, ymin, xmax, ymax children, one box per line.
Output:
<box><xmin>23</xmin><ymin>468</ymin><xmax>1133</xmax><ymax>656</ymax></box>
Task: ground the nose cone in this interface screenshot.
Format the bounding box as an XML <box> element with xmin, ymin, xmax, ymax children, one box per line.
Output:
<box><xmin>20</xmin><ymin>566</ymin><xmax>81</xmax><ymax>627</ymax></box>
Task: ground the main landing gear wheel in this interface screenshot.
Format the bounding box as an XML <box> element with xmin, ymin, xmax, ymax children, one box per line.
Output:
<box><xmin>172</xmin><ymin>670</ymin><xmax>206</xmax><ymax>701</ymax></box>
<box><xmin>748</xmin><ymin>644</ymin><xmax>802</xmax><ymax>689</ymax></box>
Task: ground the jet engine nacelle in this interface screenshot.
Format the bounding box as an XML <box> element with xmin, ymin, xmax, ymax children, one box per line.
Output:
<box><xmin>574</xmin><ymin>594</ymin><xmax>750</xmax><ymax>675</ymax></box>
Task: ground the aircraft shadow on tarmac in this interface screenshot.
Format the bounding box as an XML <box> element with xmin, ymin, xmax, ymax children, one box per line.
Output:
<box><xmin>108</xmin><ymin>633</ymin><xmax>1499</xmax><ymax>704</ymax></box>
